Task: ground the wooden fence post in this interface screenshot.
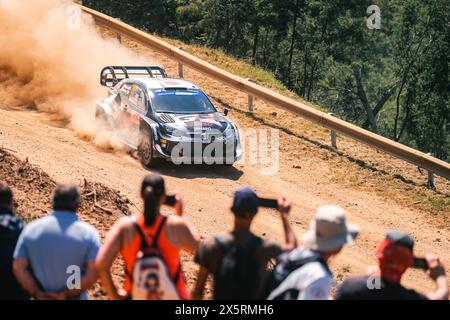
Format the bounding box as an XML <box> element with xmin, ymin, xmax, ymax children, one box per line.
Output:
<box><xmin>329</xmin><ymin>113</ymin><xmax>337</xmax><ymax>149</ymax></box>
<box><xmin>248</xmin><ymin>95</ymin><xmax>254</xmax><ymax>112</ymax></box>
<box><xmin>427</xmin><ymin>153</ymin><xmax>435</xmax><ymax>189</ymax></box>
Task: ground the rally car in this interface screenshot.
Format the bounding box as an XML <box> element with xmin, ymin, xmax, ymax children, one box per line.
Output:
<box><xmin>95</xmin><ymin>66</ymin><xmax>242</xmax><ymax>167</ymax></box>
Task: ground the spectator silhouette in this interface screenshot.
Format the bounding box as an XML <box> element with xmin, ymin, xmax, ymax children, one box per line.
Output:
<box><xmin>266</xmin><ymin>205</ymin><xmax>359</xmax><ymax>300</ymax></box>
<box><xmin>192</xmin><ymin>186</ymin><xmax>297</xmax><ymax>300</ymax></box>
<box><xmin>95</xmin><ymin>174</ymin><xmax>200</xmax><ymax>300</ymax></box>
<box><xmin>335</xmin><ymin>231</ymin><xmax>449</xmax><ymax>300</ymax></box>
<box><xmin>0</xmin><ymin>181</ymin><xmax>29</xmax><ymax>300</ymax></box>
<box><xmin>13</xmin><ymin>183</ymin><xmax>100</xmax><ymax>300</ymax></box>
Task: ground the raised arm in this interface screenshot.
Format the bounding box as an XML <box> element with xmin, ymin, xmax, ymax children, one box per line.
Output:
<box><xmin>191</xmin><ymin>266</ymin><xmax>209</xmax><ymax>300</ymax></box>
<box><xmin>167</xmin><ymin>215</ymin><xmax>201</xmax><ymax>253</ymax></box>
<box><xmin>173</xmin><ymin>193</ymin><xmax>183</xmax><ymax>216</ymax></box>
<box><xmin>95</xmin><ymin>218</ymin><xmax>129</xmax><ymax>300</ymax></box>
<box><xmin>425</xmin><ymin>254</ymin><xmax>449</xmax><ymax>300</ymax></box>
<box><xmin>278</xmin><ymin>196</ymin><xmax>297</xmax><ymax>251</ymax></box>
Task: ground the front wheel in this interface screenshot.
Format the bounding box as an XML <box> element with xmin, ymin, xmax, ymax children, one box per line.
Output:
<box><xmin>138</xmin><ymin>129</ymin><xmax>154</xmax><ymax>168</ymax></box>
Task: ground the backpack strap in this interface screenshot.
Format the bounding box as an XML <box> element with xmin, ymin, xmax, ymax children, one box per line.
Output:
<box><xmin>283</xmin><ymin>252</ymin><xmax>332</xmax><ymax>276</ymax></box>
<box><xmin>262</xmin><ymin>250</ymin><xmax>332</xmax><ymax>299</ymax></box>
<box><xmin>318</xmin><ymin>256</ymin><xmax>332</xmax><ymax>276</ymax></box>
<box><xmin>132</xmin><ymin>216</ymin><xmax>168</xmax><ymax>250</ymax></box>
<box><xmin>173</xmin><ymin>264</ymin><xmax>182</xmax><ymax>286</ymax></box>
<box><xmin>151</xmin><ymin>216</ymin><xmax>168</xmax><ymax>249</ymax></box>
<box><xmin>214</xmin><ymin>235</ymin><xmax>230</xmax><ymax>253</ymax></box>
<box><xmin>133</xmin><ymin>220</ymin><xmax>149</xmax><ymax>250</ymax></box>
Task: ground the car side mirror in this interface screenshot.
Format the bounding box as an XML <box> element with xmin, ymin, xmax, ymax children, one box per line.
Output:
<box><xmin>224</xmin><ymin>108</ymin><xmax>229</xmax><ymax>116</ymax></box>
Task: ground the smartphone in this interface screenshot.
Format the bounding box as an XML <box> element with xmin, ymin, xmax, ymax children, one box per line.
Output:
<box><xmin>164</xmin><ymin>195</ymin><xmax>176</xmax><ymax>206</ymax></box>
<box><xmin>412</xmin><ymin>257</ymin><xmax>429</xmax><ymax>270</ymax></box>
<box><xmin>257</xmin><ymin>197</ymin><xmax>278</xmax><ymax>209</ymax></box>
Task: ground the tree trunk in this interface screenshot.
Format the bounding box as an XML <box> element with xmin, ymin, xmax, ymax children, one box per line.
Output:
<box><xmin>287</xmin><ymin>0</ymin><xmax>299</xmax><ymax>86</ymax></box>
<box><xmin>307</xmin><ymin>55</ymin><xmax>319</xmax><ymax>100</ymax></box>
<box><xmin>306</xmin><ymin>22</ymin><xmax>327</xmax><ymax>101</ymax></box>
<box><xmin>262</xmin><ymin>30</ymin><xmax>269</xmax><ymax>67</ymax></box>
<box><xmin>396</xmin><ymin>99</ymin><xmax>411</xmax><ymax>142</ymax></box>
<box><xmin>394</xmin><ymin>78</ymin><xmax>406</xmax><ymax>140</ymax></box>
<box><xmin>252</xmin><ymin>24</ymin><xmax>260</xmax><ymax>65</ymax></box>
<box><xmin>301</xmin><ymin>46</ymin><xmax>308</xmax><ymax>97</ymax></box>
<box><xmin>361</xmin><ymin>83</ymin><xmax>397</xmax><ymax>129</ymax></box>
<box><xmin>353</xmin><ymin>65</ymin><xmax>378</xmax><ymax>132</ymax></box>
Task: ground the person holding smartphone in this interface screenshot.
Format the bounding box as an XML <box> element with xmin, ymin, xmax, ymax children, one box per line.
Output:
<box><xmin>335</xmin><ymin>231</ymin><xmax>449</xmax><ymax>300</ymax></box>
<box><xmin>192</xmin><ymin>186</ymin><xmax>297</xmax><ymax>300</ymax></box>
<box><xmin>95</xmin><ymin>174</ymin><xmax>200</xmax><ymax>300</ymax></box>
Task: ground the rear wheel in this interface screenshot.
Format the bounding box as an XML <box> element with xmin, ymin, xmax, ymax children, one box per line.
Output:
<box><xmin>138</xmin><ymin>129</ymin><xmax>154</xmax><ymax>168</ymax></box>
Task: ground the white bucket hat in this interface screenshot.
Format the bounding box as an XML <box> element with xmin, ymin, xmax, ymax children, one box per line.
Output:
<box><xmin>302</xmin><ymin>205</ymin><xmax>359</xmax><ymax>252</ymax></box>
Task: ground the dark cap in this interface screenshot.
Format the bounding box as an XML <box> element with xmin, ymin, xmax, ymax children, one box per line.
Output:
<box><xmin>231</xmin><ymin>187</ymin><xmax>259</xmax><ymax>218</ymax></box>
<box><xmin>386</xmin><ymin>230</ymin><xmax>414</xmax><ymax>251</ymax></box>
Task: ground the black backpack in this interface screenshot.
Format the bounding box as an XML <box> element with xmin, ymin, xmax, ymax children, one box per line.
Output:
<box><xmin>261</xmin><ymin>250</ymin><xmax>331</xmax><ymax>300</ymax></box>
<box><xmin>213</xmin><ymin>235</ymin><xmax>263</xmax><ymax>300</ymax></box>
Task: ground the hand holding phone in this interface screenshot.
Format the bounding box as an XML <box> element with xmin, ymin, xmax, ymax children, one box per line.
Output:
<box><xmin>257</xmin><ymin>197</ymin><xmax>278</xmax><ymax>209</ymax></box>
<box><xmin>165</xmin><ymin>193</ymin><xmax>183</xmax><ymax>216</ymax></box>
<box><xmin>257</xmin><ymin>196</ymin><xmax>291</xmax><ymax>217</ymax></box>
<box><xmin>424</xmin><ymin>254</ymin><xmax>446</xmax><ymax>282</ymax></box>
<box><xmin>412</xmin><ymin>257</ymin><xmax>429</xmax><ymax>270</ymax></box>
<box><xmin>277</xmin><ymin>196</ymin><xmax>291</xmax><ymax>216</ymax></box>
<box><xmin>164</xmin><ymin>195</ymin><xmax>176</xmax><ymax>206</ymax></box>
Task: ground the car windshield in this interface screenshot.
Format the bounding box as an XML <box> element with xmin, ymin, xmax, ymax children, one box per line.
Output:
<box><xmin>150</xmin><ymin>90</ymin><xmax>217</xmax><ymax>114</ymax></box>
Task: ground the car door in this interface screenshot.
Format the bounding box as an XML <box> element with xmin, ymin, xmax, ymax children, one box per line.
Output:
<box><xmin>113</xmin><ymin>82</ymin><xmax>132</xmax><ymax>129</ymax></box>
<box><xmin>127</xmin><ymin>83</ymin><xmax>148</xmax><ymax>146</ymax></box>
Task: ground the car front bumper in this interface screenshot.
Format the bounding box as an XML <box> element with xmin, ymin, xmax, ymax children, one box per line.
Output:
<box><xmin>154</xmin><ymin>135</ymin><xmax>242</xmax><ymax>164</ymax></box>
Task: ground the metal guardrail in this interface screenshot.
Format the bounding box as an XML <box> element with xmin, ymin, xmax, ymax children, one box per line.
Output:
<box><xmin>80</xmin><ymin>5</ymin><xmax>450</xmax><ymax>181</ymax></box>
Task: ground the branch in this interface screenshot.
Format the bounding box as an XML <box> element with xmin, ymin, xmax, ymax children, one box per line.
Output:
<box><xmin>353</xmin><ymin>65</ymin><xmax>378</xmax><ymax>132</ymax></box>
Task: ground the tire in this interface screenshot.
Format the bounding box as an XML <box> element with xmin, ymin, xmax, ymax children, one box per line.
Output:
<box><xmin>138</xmin><ymin>128</ymin><xmax>154</xmax><ymax>168</ymax></box>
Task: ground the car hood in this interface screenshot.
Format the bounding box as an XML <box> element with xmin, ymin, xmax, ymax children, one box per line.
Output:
<box><xmin>157</xmin><ymin>112</ymin><xmax>230</xmax><ymax>133</ymax></box>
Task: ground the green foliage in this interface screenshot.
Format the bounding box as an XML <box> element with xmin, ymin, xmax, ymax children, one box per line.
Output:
<box><xmin>83</xmin><ymin>0</ymin><xmax>449</xmax><ymax>161</ymax></box>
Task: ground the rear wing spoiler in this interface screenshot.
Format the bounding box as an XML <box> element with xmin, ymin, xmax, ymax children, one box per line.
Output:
<box><xmin>100</xmin><ymin>66</ymin><xmax>168</xmax><ymax>87</ymax></box>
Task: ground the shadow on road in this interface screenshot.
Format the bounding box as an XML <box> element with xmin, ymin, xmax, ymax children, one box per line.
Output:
<box><xmin>147</xmin><ymin>159</ymin><xmax>244</xmax><ymax>181</ymax></box>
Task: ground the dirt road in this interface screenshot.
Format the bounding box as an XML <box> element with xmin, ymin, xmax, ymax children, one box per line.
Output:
<box><xmin>0</xmin><ymin>106</ymin><xmax>448</xmax><ymax>294</ymax></box>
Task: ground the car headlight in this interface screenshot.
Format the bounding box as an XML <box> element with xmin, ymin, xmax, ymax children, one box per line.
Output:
<box><xmin>163</xmin><ymin>124</ymin><xmax>176</xmax><ymax>135</ymax></box>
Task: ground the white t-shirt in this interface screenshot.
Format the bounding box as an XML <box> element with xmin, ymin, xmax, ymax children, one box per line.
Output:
<box><xmin>267</xmin><ymin>248</ymin><xmax>333</xmax><ymax>300</ymax></box>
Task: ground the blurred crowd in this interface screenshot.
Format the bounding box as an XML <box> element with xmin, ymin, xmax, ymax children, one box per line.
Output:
<box><xmin>0</xmin><ymin>177</ymin><xmax>448</xmax><ymax>300</ymax></box>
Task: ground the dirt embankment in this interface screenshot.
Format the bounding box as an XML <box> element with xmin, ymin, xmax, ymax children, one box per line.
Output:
<box><xmin>0</xmin><ymin>146</ymin><xmax>210</xmax><ymax>299</ymax></box>
<box><xmin>0</xmin><ymin>148</ymin><xmax>131</xmax><ymax>299</ymax></box>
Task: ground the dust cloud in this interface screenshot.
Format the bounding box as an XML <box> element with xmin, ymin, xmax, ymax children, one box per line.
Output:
<box><xmin>0</xmin><ymin>0</ymin><xmax>155</xmax><ymax>150</ymax></box>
